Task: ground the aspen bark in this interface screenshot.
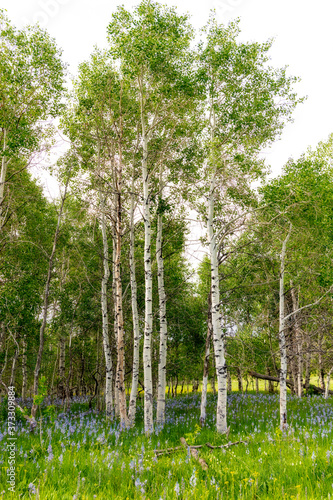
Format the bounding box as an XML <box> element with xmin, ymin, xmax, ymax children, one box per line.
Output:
<box><xmin>208</xmin><ymin>166</ymin><xmax>227</xmax><ymax>434</ymax></box>
<box><xmin>128</xmin><ymin>177</ymin><xmax>140</xmax><ymax>426</ymax></box>
<box><xmin>114</xmin><ymin>184</ymin><xmax>128</xmax><ymax>427</ymax></box>
<box><xmin>141</xmin><ymin>90</ymin><xmax>154</xmax><ymax>435</ymax></box>
<box><xmin>156</xmin><ymin>168</ymin><xmax>168</xmax><ymax>425</ymax></box>
<box><xmin>200</xmin><ymin>291</ymin><xmax>213</xmax><ymax>427</ymax></box>
<box><xmin>112</xmin><ymin>234</ymin><xmax>120</xmax><ymax>418</ymax></box>
<box><xmin>279</xmin><ymin>225</ymin><xmax>292</xmax><ymax>430</ymax></box>
<box><xmin>100</xmin><ymin>202</ymin><xmax>114</xmax><ymax>418</ymax></box>
<box><xmin>325</xmin><ymin>367</ymin><xmax>333</xmax><ymax>399</ymax></box>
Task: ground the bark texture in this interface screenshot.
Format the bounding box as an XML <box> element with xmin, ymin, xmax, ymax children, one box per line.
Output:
<box><xmin>208</xmin><ymin>166</ymin><xmax>227</xmax><ymax>434</ymax></box>
<box><xmin>156</xmin><ymin>170</ymin><xmax>168</xmax><ymax>426</ymax></box>
<box><xmin>200</xmin><ymin>291</ymin><xmax>212</xmax><ymax>427</ymax></box>
<box><xmin>279</xmin><ymin>225</ymin><xmax>292</xmax><ymax>430</ymax></box>
<box><xmin>141</xmin><ymin>95</ymin><xmax>153</xmax><ymax>435</ymax></box>
<box><xmin>100</xmin><ymin>202</ymin><xmax>114</xmax><ymax>418</ymax></box>
<box><xmin>128</xmin><ymin>181</ymin><xmax>140</xmax><ymax>426</ymax></box>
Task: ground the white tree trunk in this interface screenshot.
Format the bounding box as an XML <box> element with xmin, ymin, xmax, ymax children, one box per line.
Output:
<box><xmin>279</xmin><ymin>225</ymin><xmax>292</xmax><ymax>430</ymax></box>
<box><xmin>114</xmin><ymin>184</ymin><xmax>128</xmax><ymax>428</ymax></box>
<box><xmin>112</xmin><ymin>235</ymin><xmax>120</xmax><ymax>418</ymax></box>
<box><xmin>128</xmin><ymin>180</ymin><xmax>140</xmax><ymax>427</ymax></box>
<box><xmin>325</xmin><ymin>367</ymin><xmax>333</xmax><ymax>399</ymax></box>
<box><xmin>100</xmin><ymin>205</ymin><xmax>114</xmax><ymax>418</ymax></box>
<box><xmin>156</xmin><ymin>170</ymin><xmax>168</xmax><ymax>426</ymax></box>
<box><xmin>200</xmin><ymin>294</ymin><xmax>212</xmax><ymax>426</ymax></box>
<box><xmin>208</xmin><ymin>168</ymin><xmax>227</xmax><ymax>434</ymax></box>
<box><xmin>141</xmin><ymin>100</ymin><xmax>154</xmax><ymax>435</ymax></box>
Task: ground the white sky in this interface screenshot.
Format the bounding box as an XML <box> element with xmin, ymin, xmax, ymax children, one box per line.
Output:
<box><xmin>2</xmin><ymin>0</ymin><xmax>333</xmax><ymax>177</ymax></box>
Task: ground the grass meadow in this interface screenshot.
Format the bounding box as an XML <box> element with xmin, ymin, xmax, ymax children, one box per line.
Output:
<box><xmin>1</xmin><ymin>387</ymin><xmax>333</xmax><ymax>499</ymax></box>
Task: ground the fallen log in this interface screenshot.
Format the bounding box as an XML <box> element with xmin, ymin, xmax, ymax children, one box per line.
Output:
<box><xmin>155</xmin><ymin>439</ymin><xmax>247</xmax><ymax>458</ymax></box>
<box><xmin>249</xmin><ymin>371</ymin><xmax>333</xmax><ymax>395</ymax></box>
<box><xmin>180</xmin><ymin>437</ymin><xmax>208</xmax><ymax>471</ymax></box>
<box><xmin>206</xmin><ymin>440</ymin><xmax>247</xmax><ymax>449</ymax></box>
<box><xmin>249</xmin><ymin>371</ymin><xmax>293</xmax><ymax>388</ymax></box>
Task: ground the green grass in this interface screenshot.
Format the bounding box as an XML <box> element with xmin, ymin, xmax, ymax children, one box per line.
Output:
<box><xmin>1</xmin><ymin>392</ymin><xmax>333</xmax><ymax>499</ymax></box>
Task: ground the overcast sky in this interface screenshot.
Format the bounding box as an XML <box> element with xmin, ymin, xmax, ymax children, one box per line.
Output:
<box><xmin>2</xmin><ymin>0</ymin><xmax>333</xmax><ymax>176</ymax></box>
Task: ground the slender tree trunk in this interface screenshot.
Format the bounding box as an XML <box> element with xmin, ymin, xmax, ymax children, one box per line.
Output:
<box><xmin>100</xmin><ymin>201</ymin><xmax>114</xmax><ymax>418</ymax></box>
<box><xmin>0</xmin><ymin>129</ymin><xmax>8</xmax><ymax>230</ymax></box>
<box><xmin>141</xmin><ymin>92</ymin><xmax>153</xmax><ymax>435</ymax></box>
<box><xmin>174</xmin><ymin>377</ymin><xmax>178</xmax><ymax>396</ymax></box>
<box><xmin>22</xmin><ymin>335</ymin><xmax>27</xmax><ymax>401</ymax></box>
<box><xmin>0</xmin><ymin>322</ymin><xmax>5</xmax><ymax>353</ymax></box>
<box><xmin>237</xmin><ymin>368</ymin><xmax>243</xmax><ymax>392</ymax></box>
<box><xmin>290</xmin><ymin>284</ymin><xmax>303</xmax><ymax>397</ymax></box>
<box><xmin>156</xmin><ymin>169</ymin><xmax>168</xmax><ymax>425</ymax></box>
<box><xmin>9</xmin><ymin>332</ymin><xmax>19</xmax><ymax>387</ymax></box>
<box><xmin>325</xmin><ymin>367</ymin><xmax>333</xmax><ymax>399</ymax></box>
<box><xmin>208</xmin><ymin>164</ymin><xmax>227</xmax><ymax>434</ymax></box>
<box><xmin>51</xmin><ymin>346</ymin><xmax>59</xmax><ymax>404</ymax></box>
<box><xmin>58</xmin><ymin>336</ymin><xmax>66</xmax><ymax>396</ymax></box>
<box><xmin>31</xmin><ymin>174</ymin><xmax>70</xmax><ymax>421</ymax></box>
<box><xmin>114</xmin><ymin>183</ymin><xmax>128</xmax><ymax>428</ymax></box>
<box><xmin>112</xmin><ymin>234</ymin><xmax>120</xmax><ymax>418</ymax></box>
<box><xmin>128</xmin><ymin>177</ymin><xmax>140</xmax><ymax>427</ymax></box>
<box><xmin>305</xmin><ymin>334</ymin><xmax>311</xmax><ymax>393</ymax></box>
<box><xmin>318</xmin><ymin>345</ymin><xmax>325</xmax><ymax>391</ymax></box>
<box><xmin>279</xmin><ymin>224</ymin><xmax>292</xmax><ymax>430</ymax></box>
<box><xmin>200</xmin><ymin>291</ymin><xmax>212</xmax><ymax>426</ymax></box>
<box><xmin>227</xmin><ymin>371</ymin><xmax>232</xmax><ymax>392</ymax></box>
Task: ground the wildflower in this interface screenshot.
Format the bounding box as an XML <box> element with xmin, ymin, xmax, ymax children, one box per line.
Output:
<box><xmin>174</xmin><ymin>482</ymin><xmax>180</xmax><ymax>496</ymax></box>
<box><xmin>135</xmin><ymin>478</ymin><xmax>141</xmax><ymax>488</ymax></box>
<box><xmin>28</xmin><ymin>483</ymin><xmax>36</xmax><ymax>495</ymax></box>
<box><xmin>190</xmin><ymin>469</ymin><xmax>197</xmax><ymax>488</ymax></box>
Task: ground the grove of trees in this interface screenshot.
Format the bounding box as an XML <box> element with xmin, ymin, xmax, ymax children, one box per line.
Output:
<box><xmin>1</xmin><ymin>1</ymin><xmax>333</xmax><ymax>437</ymax></box>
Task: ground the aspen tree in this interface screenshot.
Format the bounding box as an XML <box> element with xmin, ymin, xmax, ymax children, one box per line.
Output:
<box><xmin>128</xmin><ymin>172</ymin><xmax>140</xmax><ymax>426</ymax></box>
<box><xmin>198</xmin><ymin>17</ymin><xmax>299</xmax><ymax>433</ymax></box>
<box><xmin>156</xmin><ymin>166</ymin><xmax>168</xmax><ymax>425</ymax></box>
